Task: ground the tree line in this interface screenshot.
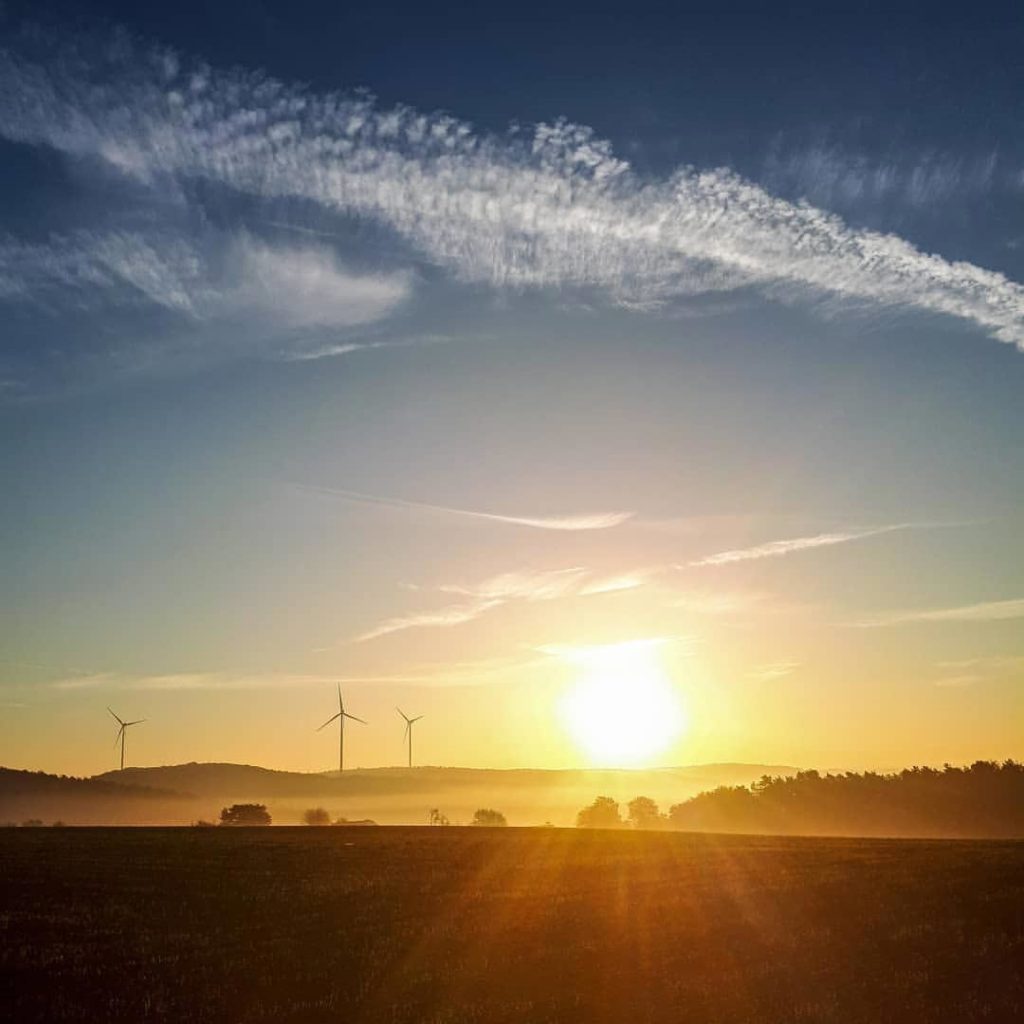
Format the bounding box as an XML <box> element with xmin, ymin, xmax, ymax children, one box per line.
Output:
<box><xmin>575</xmin><ymin>761</ymin><xmax>1024</xmax><ymax>837</ymax></box>
<box><xmin>211</xmin><ymin>805</ymin><xmax>510</xmax><ymax>826</ymax></box>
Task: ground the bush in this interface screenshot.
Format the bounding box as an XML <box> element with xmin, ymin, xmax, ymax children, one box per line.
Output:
<box><xmin>471</xmin><ymin>808</ymin><xmax>508</xmax><ymax>827</ymax></box>
<box><xmin>220</xmin><ymin>803</ymin><xmax>272</xmax><ymax>826</ymax></box>
<box><xmin>302</xmin><ymin>807</ymin><xmax>331</xmax><ymax>826</ymax></box>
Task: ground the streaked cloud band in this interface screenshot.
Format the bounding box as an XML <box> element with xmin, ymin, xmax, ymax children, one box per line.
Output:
<box><xmin>1</xmin><ymin>36</ymin><xmax>1022</xmax><ymax>347</ymax></box>
<box><xmin>357</xmin><ymin>566</ymin><xmax>650</xmax><ymax>642</ymax></box>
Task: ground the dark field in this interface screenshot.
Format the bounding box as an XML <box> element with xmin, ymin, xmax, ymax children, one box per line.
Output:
<box><xmin>2</xmin><ymin>828</ymin><xmax>1022</xmax><ymax>1023</ymax></box>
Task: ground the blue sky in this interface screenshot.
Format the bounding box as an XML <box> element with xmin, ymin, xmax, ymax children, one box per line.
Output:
<box><xmin>1</xmin><ymin>2</ymin><xmax>1022</xmax><ymax>773</ymax></box>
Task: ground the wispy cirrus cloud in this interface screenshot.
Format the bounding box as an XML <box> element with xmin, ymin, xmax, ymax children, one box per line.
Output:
<box><xmin>49</xmin><ymin>672</ymin><xmax>119</xmax><ymax>691</ymax></box>
<box><xmin>936</xmin><ymin>655</ymin><xmax>1024</xmax><ymax>671</ymax></box>
<box><xmin>279</xmin><ymin>333</ymin><xmax>451</xmax><ymax>363</ymax></box>
<box><xmin>357</xmin><ymin>566</ymin><xmax>652</xmax><ymax>642</ymax></box>
<box><xmin>538</xmin><ymin>635</ymin><xmax>694</xmax><ymax>661</ymax></box>
<box><xmin>296</xmin><ymin>483</ymin><xmax>634</xmax><ymax>531</ymax></box>
<box><xmin>221</xmin><ymin>235</ymin><xmax>410</xmax><ymax>329</ymax></box>
<box><xmin>48</xmin><ymin>670</ymin><xmax>338</xmax><ymax>691</ymax></box>
<box><xmin>579</xmin><ymin>569</ymin><xmax>658</xmax><ymax>595</ymax></box>
<box><xmin>749</xmin><ymin>661</ymin><xmax>801</xmax><ymax>682</ymax></box>
<box><xmin>673</xmin><ymin>589</ymin><xmax>773</xmax><ymax>614</ymax></box>
<box><xmin>0</xmin><ymin>230</ymin><xmax>201</xmax><ymax>314</ymax></box>
<box><xmin>438</xmin><ymin>568</ymin><xmax>590</xmax><ymax>601</ymax></box>
<box><xmin>856</xmin><ymin>597</ymin><xmax>1024</xmax><ymax>628</ymax></box>
<box><xmin>439</xmin><ymin>567</ymin><xmax>654</xmax><ymax>600</ymax></box>
<box><xmin>688</xmin><ymin>524</ymin><xmax>911</xmax><ymax>567</ymax></box>
<box><xmin>1</xmin><ymin>34</ymin><xmax>1023</xmax><ymax>347</ymax></box>
<box><xmin>762</xmin><ymin>141</ymin><xmax>1012</xmax><ymax>211</ymax></box>
<box><xmin>354</xmin><ymin>600</ymin><xmax>504</xmax><ymax>643</ymax></box>
<box><xmin>46</xmin><ymin>656</ymin><xmax>551</xmax><ymax>691</ymax></box>
<box><xmin>931</xmin><ymin>655</ymin><xmax>1024</xmax><ymax>688</ymax></box>
<box><xmin>0</xmin><ymin>228</ymin><xmax>410</xmax><ymax>334</ymax></box>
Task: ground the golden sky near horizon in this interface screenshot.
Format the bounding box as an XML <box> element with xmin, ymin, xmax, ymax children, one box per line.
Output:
<box><xmin>5</xmin><ymin>500</ymin><xmax>1022</xmax><ymax>778</ymax></box>
<box><xmin>2</xmin><ymin>13</ymin><xmax>1023</xmax><ymax>779</ymax></box>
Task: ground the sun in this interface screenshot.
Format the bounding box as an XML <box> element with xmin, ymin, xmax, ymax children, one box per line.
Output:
<box><xmin>557</xmin><ymin>639</ymin><xmax>687</xmax><ymax>766</ymax></box>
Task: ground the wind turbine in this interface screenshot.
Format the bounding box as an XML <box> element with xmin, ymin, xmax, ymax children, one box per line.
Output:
<box><xmin>317</xmin><ymin>685</ymin><xmax>366</xmax><ymax>773</ymax></box>
<box><xmin>108</xmin><ymin>707</ymin><xmax>145</xmax><ymax>771</ymax></box>
<box><xmin>396</xmin><ymin>707</ymin><xmax>424</xmax><ymax>768</ymax></box>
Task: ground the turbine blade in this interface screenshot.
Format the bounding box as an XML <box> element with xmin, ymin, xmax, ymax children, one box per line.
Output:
<box><xmin>343</xmin><ymin>713</ymin><xmax>367</xmax><ymax>725</ymax></box>
<box><xmin>396</xmin><ymin>706</ymin><xmax>410</xmax><ymax>722</ymax></box>
<box><xmin>317</xmin><ymin>712</ymin><xmax>342</xmax><ymax>731</ymax></box>
<box><xmin>126</xmin><ymin>719</ymin><xmax>146</xmax><ymax>726</ymax></box>
<box><xmin>404</xmin><ymin>722</ymin><xmax>410</xmax><ymax>740</ymax></box>
<box><xmin>412</xmin><ymin>716</ymin><xmax>424</xmax><ymax>724</ymax></box>
<box><xmin>113</xmin><ymin>726</ymin><xmax>124</xmax><ymax>747</ymax></box>
<box><xmin>107</xmin><ymin>707</ymin><xmax>124</xmax><ymax>726</ymax></box>
<box><xmin>337</xmin><ymin>683</ymin><xmax>343</xmax><ymax>713</ymax></box>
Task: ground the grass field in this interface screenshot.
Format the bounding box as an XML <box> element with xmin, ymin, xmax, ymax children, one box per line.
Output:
<box><xmin>2</xmin><ymin>828</ymin><xmax>1022</xmax><ymax>1023</ymax></box>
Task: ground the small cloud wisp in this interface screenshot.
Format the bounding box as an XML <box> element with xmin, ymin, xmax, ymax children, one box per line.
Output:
<box><xmin>296</xmin><ymin>483</ymin><xmax>634</xmax><ymax>532</ymax></box>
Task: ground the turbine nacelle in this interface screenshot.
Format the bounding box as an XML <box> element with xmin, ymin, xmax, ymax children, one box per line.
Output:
<box><xmin>316</xmin><ymin>710</ymin><xmax>367</xmax><ymax>731</ymax></box>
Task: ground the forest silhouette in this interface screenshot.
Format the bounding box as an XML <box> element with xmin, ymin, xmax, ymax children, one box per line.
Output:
<box><xmin>662</xmin><ymin>761</ymin><xmax>1024</xmax><ymax>838</ymax></box>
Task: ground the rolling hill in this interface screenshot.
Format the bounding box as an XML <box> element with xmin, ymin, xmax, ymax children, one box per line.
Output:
<box><xmin>0</xmin><ymin>767</ymin><xmax>191</xmax><ymax>825</ymax></box>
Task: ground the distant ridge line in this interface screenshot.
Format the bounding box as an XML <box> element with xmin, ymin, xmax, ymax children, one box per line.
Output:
<box><xmin>91</xmin><ymin>760</ymin><xmax>804</xmax><ymax>778</ymax></box>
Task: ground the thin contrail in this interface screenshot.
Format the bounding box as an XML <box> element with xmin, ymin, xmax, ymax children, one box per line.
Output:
<box><xmin>853</xmin><ymin>597</ymin><xmax>1024</xmax><ymax>628</ymax></box>
<box><xmin>294</xmin><ymin>483</ymin><xmax>634</xmax><ymax>531</ymax></box>
<box><xmin>689</xmin><ymin>525</ymin><xmax>907</xmax><ymax>566</ymax></box>
<box><xmin>688</xmin><ymin>520</ymin><xmax>974</xmax><ymax>567</ymax></box>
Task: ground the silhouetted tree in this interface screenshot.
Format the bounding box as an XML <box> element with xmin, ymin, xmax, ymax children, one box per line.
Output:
<box><xmin>576</xmin><ymin>796</ymin><xmax>623</xmax><ymax>829</ymax></box>
<box><xmin>302</xmin><ymin>807</ymin><xmax>331</xmax><ymax>826</ymax></box>
<box><xmin>471</xmin><ymin>808</ymin><xmax>508</xmax><ymax>826</ymax></box>
<box><xmin>627</xmin><ymin>796</ymin><xmax>663</xmax><ymax>829</ymax></box>
<box><xmin>428</xmin><ymin>808</ymin><xmax>450</xmax><ymax>826</ymax></box>
<box><xmin>220</xmin><ymin>803</ymin><xmax>271</xmax><ymax>826</ymax></box>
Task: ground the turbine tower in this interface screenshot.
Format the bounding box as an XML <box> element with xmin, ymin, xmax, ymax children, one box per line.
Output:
<box><xmin>317</xmin><ymin>685</ymin><xmax>366</xmax><ymax>773</ymax></box>
<box><xmin>396</xmin><ymin>707</ymin><xmax>424</xmax><ymax>768</ymax></box>
<box><xmin>108</xmin><ymin>707</ymin><xmax>145</xmax><ymax>771</ymax></box>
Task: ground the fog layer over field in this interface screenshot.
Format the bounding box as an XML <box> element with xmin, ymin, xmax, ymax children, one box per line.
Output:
<box><xmin>1</xmin><ymin>763</ymin><xmax>794</xmax><ymax>827</ymax></box>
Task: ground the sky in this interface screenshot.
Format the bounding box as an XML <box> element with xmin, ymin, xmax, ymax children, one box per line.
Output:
<box><xmin>1</xmin><ymin>1</ymin><xmax>1022</xmax><ymax>776</ymax></box>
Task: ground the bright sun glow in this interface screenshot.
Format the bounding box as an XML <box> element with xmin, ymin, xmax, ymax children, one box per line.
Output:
<box><xmin>557</xmin><ymin>639</ymin><xmax>687</xmax><ymax>765</ymax></box>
